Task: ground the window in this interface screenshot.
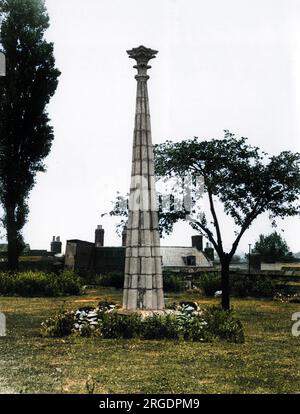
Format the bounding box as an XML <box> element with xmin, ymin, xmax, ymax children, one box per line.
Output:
<box><xmin>186</xmin><ymin>256</ymin><xmax>196</xmax><ymax>266</ymax></box>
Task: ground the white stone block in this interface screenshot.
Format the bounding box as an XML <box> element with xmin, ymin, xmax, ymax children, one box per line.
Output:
<box><xmin>127</xmin><ymin>289</ymin><xmax>138</xmax><ymax>310</ymax></box>
<box><xmin>130</xmin><ymin>274</ymin><xmax>138</xmax><ymax>289</ymax></box>
<box><xmin>154</xmin><ymin>274</ymin><xmax>163</xmax><ymax>289</ymax></box>
<box><xmin>140</xmin><ymin>211</ymin><xmax>150</xmax><ymax>229</ymax></box>
<box><xmin>145</xmin><ymin>275</ymin><xmax>153</xmax><ymax>289</ymax></box>
<box><xmin>141</xmin><ymin>257</ymin><xmax>154</xmax><ymax>275</ymax></box>
<box><xmin>138</xmin><ymin>246</ymin><xmax>151</xmax><ymax>257</ymax></box>
<box><xmin>129</xmin><ymin>257</ymin><xmax>140</xmax><ymax>274</ymax></box>
<box><xmin>157</xmin><ymin>289</ymin><xmax>165</xmax><ymax>309</ymax></box>
<box><xmin>137</xmin><ymin>274</ymin><xmax>146</xmax><ymax>288</ymax></box>
<box><xmin>144</xmin><ymin>290</ymin><xmax>153</xmax><ymax>309</ymax></box>
<box><xmin>130</xmin><ymin>229</ymin><xmax>139</xmax><ymax>246</ymax></box>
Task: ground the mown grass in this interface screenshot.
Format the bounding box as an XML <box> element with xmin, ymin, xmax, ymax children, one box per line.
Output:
<box><xmin>0</xmin><ymin>288</ymin><xmax>299</xmax><ymax>394</ymax></box>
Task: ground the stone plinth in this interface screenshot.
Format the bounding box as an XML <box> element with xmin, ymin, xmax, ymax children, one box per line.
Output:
<box><xmin>117</xmin><ymin>309</ymin><xmax>174</xmax><ymax>319</ymax></box>
<box><xmin>122</xmin><ymin>46</ymin><xmax>164</xmax><ymax>311</ymax></box>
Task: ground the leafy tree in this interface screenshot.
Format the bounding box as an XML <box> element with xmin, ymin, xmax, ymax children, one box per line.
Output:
<box><xmin>252</xmin><ymin>231</ymin><xmax>291</xmax><ymax>262</ymax></box>
<box><xmin>0</xmin><ymin>0</ymin><xmax>60</xmax><ymax>270</ymax></box>
<box><xmin>153</xmin><ymin>131</ymin><xmax>300</xmax><ymax>309</ymax></box>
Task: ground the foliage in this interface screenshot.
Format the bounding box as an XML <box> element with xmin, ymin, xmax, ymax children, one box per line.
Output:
<box><xmin>0</xmin><ymin>0</ymin><xmax>60</xmax><ymax>270</ymax></box>
<box><xmin>0</xmin><ymin>270</ymin><xmax>82</xmax><ymax>297</ymax></box>
<box><xmin>40</xmin><ymin>302</ymin><xmax>244</xmax><ymax>344</ymax></box>
<box><xmin>100</xmin><ymin>313</ymin><xmax>142</xmax><ymax>339</ymax></box>
<box><xmin>230</xmin><ymin>274</ymin><xmax>278</xmax><ymax>298</ymax></box>
<box><xmin>198</xmin><ymin>271</ymin><xmax>279</xmax><ymax>298</ymax></box>
<box><xmin>162</xmin><ymin>271</ymin><xmax>184</xmax><ymax>292</ymax></box>
<box><xmin>40</xmin><ymin>310</ymin><xmax>74</xmax><ymax>338</ymax></box>
<box><xmin>140</xmin><ymin>314</ymin><xmax>180</xmax><ymax>340</ymax></box>
<box><xmin>153</xmin><ymin>131</ymin><xmax>300</xmax><ymax>309</ymax></box>
<box><xmin>94</xmin><ymin>273</ymin><xmax>124</xmax><ymax>289</ymax></box>
<box><xmin>252</xmin><ymin>231</ymin><xmax>291</xmax><ymax>262</ymax></box>
<box><xmin>201</xmin><ymin>306</ymin><xmax>245</xmax><ymax>344</ymax></box>
<box><xmin>199</xmin><ymin>272</ymin><xmax>221</xmax><ymax>297</ymax></box>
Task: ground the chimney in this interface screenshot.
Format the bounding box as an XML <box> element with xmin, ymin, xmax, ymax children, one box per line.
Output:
<box><xmin>191</xmin><ymin>235</ymin><xmax>203</xmax><ymax>251</ymax></box>
<box><xmin>51</xmin><ymin>236</ymin><xmax>62</xmax><ymax>254</ymax></box>
<box><xmin>95</xmin><ymin>225</ymin><xmax>104</xmax><ymax>247</ymax></box>
<box><xmin>204</xmin><ymin>242</ymin><xmax>214</xmax><ymax>261</ymax></box>
<box><xmin>122</xmin><ymin>226</ymin><xmax>127</xmax><ymax>247</ymax></box>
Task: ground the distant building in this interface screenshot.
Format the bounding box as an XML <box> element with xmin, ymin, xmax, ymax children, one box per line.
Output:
<box><xmin>161</xmin><ymin>236</ymin><xmax>213</xmax><ymax>270</ymax></box>
<box><xmin>64</xmin><ymin>226</ymin><xmax>214</xmax><ymax>275</ymax></box>
<box><xmin>50</xmin><ymin>236</ymin><xmax>62</xmax><ymax>254</ymax></box>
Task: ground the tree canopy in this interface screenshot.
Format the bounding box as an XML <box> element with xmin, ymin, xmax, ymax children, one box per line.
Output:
<box><xmin>253</xmin><ymin>231</ymin><xmax>292</xmax><ymax>262</ymax></box>
<box><xmin>154</xmin><ymin>131</ymin><xmax>300</xmax><ymax>308</ymax></box>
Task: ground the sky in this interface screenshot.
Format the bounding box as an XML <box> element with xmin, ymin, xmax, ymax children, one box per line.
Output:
<box><xmin>17</xmin><ymin>0</ymin><xmax>300</xmax><ymax>255</ymax></box>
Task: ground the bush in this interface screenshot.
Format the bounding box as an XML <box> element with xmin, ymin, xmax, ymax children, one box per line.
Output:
<box><xmin>199</xmin><ymin>272</ymin><xmax>279</xmax><ymax>298</ymax></box>
<box><xmin>141</xmin><ymin>315</ymin><xmax>180</xmax><ymax>340</ymax></box>
<box><xmin>182</xmin><ymin>315</ymin><xmax>214</xmax><ymax>342</ymax></box>
<box><xmin>56</xmin><ymin>271</ymin><xmax>82</xmax><ymax>296</ymax></box>
<box><xmin>202</xmin><ymin>306</ymin><xmax>245</xmax><ymax>344</ymax></box>
<box><xmin>0</xmin><ymin>271</ymin><xmax>82</xmax><ymax>297</ymax></box>
<box><xmin>100</xmin><ymin>313</ymin><xmax>142</xmax><ymax>339</ymax></box>
<box><xmin>199</xmin><ymin>272</ymin><xmax>221</xmax><ymax>297</ymax></box>
<box><xmin>94</xmin><ymin>273</ymin><xmax>124</xmax><ymax>289</ymax></box>
<box><xmin>163</xmin><ymin>272</ymin><xmax>184</xmax><ymax>292</ymax></box>
<box><xmin>40</xmin><ymin>311</ymin><xmax>75</xmax><ymax>337</ymax></box>
<box><xmin>230</xmin><ymin>274</ymin><xmax>277</xmax><ymax>298</ymax></box>
<box><xmin>40</xmin><ymin>303</ymin><xmax>245</xmax><ymax>344</ymax></box>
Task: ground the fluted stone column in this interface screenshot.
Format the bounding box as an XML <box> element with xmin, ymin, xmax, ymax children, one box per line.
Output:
<box><xmin>122</xmin><ymin>45</ymin><xmax>164</xmax><ymax>311</ymax></box>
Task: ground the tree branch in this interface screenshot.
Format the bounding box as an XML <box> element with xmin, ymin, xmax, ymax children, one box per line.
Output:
<box><xmin>208</xmin><ymin>189</ymin><xmax>223</xmax><ymax>254</ymax></box>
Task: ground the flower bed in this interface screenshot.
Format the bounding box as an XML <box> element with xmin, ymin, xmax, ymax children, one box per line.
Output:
<box><xmin>40</xmin><ymin>301</ymin><xmax>245</xmax><ymax>343</ymax></box>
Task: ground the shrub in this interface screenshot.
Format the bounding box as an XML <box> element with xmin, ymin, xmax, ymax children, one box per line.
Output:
<box><xmin>40</xmin><ymin>310</ymin><xmax>75</xmax><ymax>337</ymax></box>
<box><xmin>0</xmin><ymin>271</ymin><xmax>82</xmax><ymax>297</ymax></box>
<box><xmin>230</xmin><ymin>274</ymin><xmax>277</xmax><ymax>298</ymax></box>
<box><xmin>100</xmin><ymin>313</ymin><xmax>142</xmax><ymax>339</ymax></box>
<box><xmin>163</xmin><ymin>272</ymin><xmax>184</xmax><ymax>292</ymax></box>
<box><xmin>199</xmin><ymin>272</ymin><xmax>279</xmax><ymax>299</ymax></box>
<box><xmin>182</xmin><ymin>315</ymin><xmax>214</xmax><ymax>342</ymax></box>
<box><xmin>95</xmin><ymin>273</ymin><xmax>124</xmax><ymax>289</ymax></box>
<box><xmin>202</xmin><ymin>306</ymin><xmax>245</xmax><ymax>344</ymax></box>
<box><xmin>56</xmin><ymin>271</ymin><xmax>82</xmax><ymax>296</ymax></box>
<box><xmin>79</xmin><ymin>324</ymin><xmax>95</xmax><ymax>338</ymax></box>
<box><xmin>199</xmin><ymin>272</ymin><xmax>221</xmax><ymax>297</ymax></box>
<box><xmin>40</xmin><ymin>305</ymin><xmax>245</xmax><ymax>343</ymax></box>
<box><xmin>141</xmin><ymin>315</ymin><xmax>180</xmax><ymax>340</ymax></box>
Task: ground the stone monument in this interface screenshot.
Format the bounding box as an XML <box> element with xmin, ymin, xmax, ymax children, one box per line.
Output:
<box><xmin>122</xmin><ymin>45</ymin><xmax>164</xmax><ymax>311</ymax></box>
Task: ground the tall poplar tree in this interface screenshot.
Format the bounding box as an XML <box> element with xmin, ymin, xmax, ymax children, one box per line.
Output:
<box><xmin>0</xmin><ymin>0</ymin><xmax>60</xmax><ymax>270</ymax></box>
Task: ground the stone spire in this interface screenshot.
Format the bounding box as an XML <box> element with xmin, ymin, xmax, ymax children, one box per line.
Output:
<box><xmin>122</xmin><ymin>46</ymin><xmax>164</xmax><ymax>310</ymax></box>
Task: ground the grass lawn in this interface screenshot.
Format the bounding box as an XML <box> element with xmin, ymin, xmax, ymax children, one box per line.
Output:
<box><xmin>0</xmin><ymin>288</ymin><xmax>299</xmax><ymax>394</ymax></box>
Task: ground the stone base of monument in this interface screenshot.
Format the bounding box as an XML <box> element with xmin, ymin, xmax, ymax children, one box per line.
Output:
<box><xmin>116</xmin><ymin>309</ymin><xmax>176</xmax><ymax>318</ymax></box>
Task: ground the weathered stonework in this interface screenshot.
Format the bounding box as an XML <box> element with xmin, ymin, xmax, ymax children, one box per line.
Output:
<box><xmin>122</xmin><ymin>46</ymin><xmax>164</xmax><ymax>310</ymax></box>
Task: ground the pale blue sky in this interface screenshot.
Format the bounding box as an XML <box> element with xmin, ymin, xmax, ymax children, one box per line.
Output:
<box><xmin>17</xmin><ymin>0</ymin><xmax>300</xmax><ymax>255</ymax></box>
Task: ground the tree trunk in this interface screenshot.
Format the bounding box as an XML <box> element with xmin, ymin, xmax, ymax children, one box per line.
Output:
<box><xmin>220</xmin><ymin>257</ymin><xmax>230</xmax><ymax>310</ymax></box>
<box><xmin>6</xmin><ymin>205</ymin><xmax>20</xmax><ymax>272</ymax></box>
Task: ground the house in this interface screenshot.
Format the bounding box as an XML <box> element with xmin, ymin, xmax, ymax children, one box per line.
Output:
<box><xmin>64</xmin><ymin>226</ymin><xmax>214</xmax><ymax>275</ymax></box>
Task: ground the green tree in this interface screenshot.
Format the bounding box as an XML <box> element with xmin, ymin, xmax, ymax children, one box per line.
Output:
<box><xmin>153</xmin><ymin>131</ymin><xmax>300</xmax><ymax>310</ymax></box>
<box><xmin>252</xmin><ymin>231</ymin><xmax>291</xmax><ymax>262</ymax></box>
<box><xmin>0</xmin><ymin>0</ymin><xmax>60</xmax><ymax>270</ymax></box>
